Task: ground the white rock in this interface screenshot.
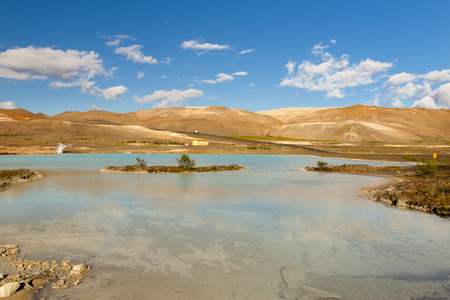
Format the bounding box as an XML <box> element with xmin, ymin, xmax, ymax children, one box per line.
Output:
<box><xmin>0</xmin><ymin>282</ymin><xmax>21</xmax><ymax>298</ymax></box>
<box><xmin>71</xmin><ymin>263</ymin><xmax>86</xmax><ymax>274</ymax></box>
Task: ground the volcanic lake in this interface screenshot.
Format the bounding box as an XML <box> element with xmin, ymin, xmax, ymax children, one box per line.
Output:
<box><xmin>1</xmin><ymin>154</ymin><xmax>449</xmax><ymax>299</ymax></box>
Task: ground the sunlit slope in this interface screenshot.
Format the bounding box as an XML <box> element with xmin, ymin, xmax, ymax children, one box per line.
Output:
<box><xmin>52</xmin><ymin>106</ymin><xmax>283</xmax><ymax>136</ymax></box>
<box><xmin>260</xmin><ymin>105</ymin><xmax>450</xmax><ymax>143</ymax></box>
<box><xmin>0</xmin><ymin>108</ymin><xmax>48</xmax><ymax>121</ymax></box>
<box><xmin>2</xmin><ymin>105</ymin><xmax>449</xmax><ymax>144</ymax></box>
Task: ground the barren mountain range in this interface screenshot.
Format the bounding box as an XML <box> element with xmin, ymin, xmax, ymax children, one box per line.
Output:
<box><xmin>0</xmin><ymin>105</ymin><xmax>449</xmax><ymax>146</ymax></box>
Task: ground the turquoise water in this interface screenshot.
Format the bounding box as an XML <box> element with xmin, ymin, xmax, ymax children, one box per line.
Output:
<box><xmin>1</xmin><ymin>154</ymin><xmax>449</xmax><ymax>299</ymax></box>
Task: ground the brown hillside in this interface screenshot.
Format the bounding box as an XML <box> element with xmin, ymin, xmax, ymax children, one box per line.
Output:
<box><xmin>0</xmin><ymin>108</ymin><xmax>49</xmax><ymax>121</ymax></box>
<box><xmin>51</xmin><ymin>106</ymin><xmax>283</xmax><ymax>136</ymax></box>
<box><xmin>260</xmin><ymin>105</ymin><xmax>450</xmax><ymax>143</ymax></box>
<box><xmin>0</xmin><ymin>118</ymin><xmax>194</xmax><ymax>149</ymax></box>
<box><xmin>130</xmin><ymin>106</ymin><xmax>282</xmax><ymax>136</ymax></box>
<box><xmin>1</xmin><ymin>105</ymin><xmax>448</xmax><ymax>147</ymax></box>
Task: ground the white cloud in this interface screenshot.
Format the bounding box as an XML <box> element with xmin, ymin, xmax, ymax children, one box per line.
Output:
<box><xmin>50</xmin><ymin>79</ymin><xmax>127</xmax><ymax>100</ymax></box>
<box><xmin>412</xmin><ymin>96</ymin><xmax>437</xmax><ymax>109</ymax></box>
<box><xmin>433</xmin><ymin>82</ymin><xmax>450</xmax><ymax>107</ymax></box>
<box><xmin>91</xmin><ymin>104</ymin><xmax>101</xmax><ymax>110</ymax></box>
<box><xmin>160</xmin><ymin>57</ymin><xmax>172</xmax><ymax>65</ymax></box>
<box><xmin>101</xmin><ymin>85</ymin><xmax>128</xmax><ymax>100</ymax></box>
<box><xmin>133</xmin><ymin>88</ymin><xmax>204</xmax><ymax>108</ymax></box>
<box><xmin>198</xmin><ymin>71</ymin><xmax>247</xmax><ymax>85</ymax></box>
<box><xmin>330</xmin><ymin>39</ymin><xmax>337</xmax><ymax>44</ymax></box>
<box><xmin>216</xmin><ymin>73</ymin><xmax>234</xmax><ymax>83</ymax></box>
<box><xmin>105</xmin><ymin>34</ymin><xmax>133</xmax><ymax>47</ymax></box>
<box><xmin>391</xmin><ymin>98</ymin><xmax>403</xmax><ymax>107</ymax></box>
<box><xmin>423</xmin><ymin>69</ymin><xmax>450</xmax><ymax>83</ymax></box>
<box><xmin>0</xmin><ymin>46</ymin><xmax>106</xmax><ymax>81</ymax></box>
<box><xmin>137</xmin><ymin>71</ymin><xmax>144</xmax><ymax>79</ymax></box>
<box><xmin>114</xmin><ymin>45</ymin><xmax>158</xmax><ymax>64</ymax></box>
<box><xmin>285</xmin><ymin>60</ymin><xmax>296</xmax><ymax>75</ymax></box>
<box><xmin>0</xmin><ymin>101</ymin><xmax>16</xmax><ymax>109</ymax></box>
<box><xmin>0</xmin><ymin>67</ymin><xmax>47</xmax><ymax>80</ymax></box>
<box><xmin>386</xmin><ymin>72</ymin><xmax>418</xmax><ymax>85</ymax></box>
<box><xmin>180</xmin><ymin>39</ymin><xmax>230</xmax><ymax>55</ymax></box>
<box><xmin>327</xmin><ymin>89</ymin><xmax>345</xmax><ymax>98</ymax></box>
<box><xmin>379</xmin><ymin>69</ymin><xmax>450</xmax><ymax>109</ymax></box>
<box><xmin>0</xmin><ymin>46</ymin><xmax>129</xmax><ymax>101</ymax></box>
<box><xmin>237</xmin><ymin>49</ymin><xmax>255</xmax><ymax>55</ymax></box>
<box><xmin>232</xmin><ymin>71</ymin><xmax>248</xmax><ymax>76</ymax></box>
<box><xmin>280</xmin><ymin>43</ymin><xmax>393</xmax><ymax>98</ymax></box>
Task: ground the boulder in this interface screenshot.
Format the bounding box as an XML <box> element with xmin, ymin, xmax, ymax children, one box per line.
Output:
<box><xmin>71</xmin><ymin>263</ymin><xmax>87</xmax><ymax>275</ymax></box>
<box><xmin>0</xmin><ymin>282</ymin><xmax>21</xmax><ymax>298</ymax></box>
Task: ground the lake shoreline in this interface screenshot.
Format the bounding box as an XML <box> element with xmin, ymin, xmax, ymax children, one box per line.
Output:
<box><xmin>305</xmin><ymin>164</ymin><xmax>450</xmax><ymax>217</ymax></box>
<box><xmin>0</xmin><ymin>169</ymin><xmax>42</xmax><ymax>192</ymax></box>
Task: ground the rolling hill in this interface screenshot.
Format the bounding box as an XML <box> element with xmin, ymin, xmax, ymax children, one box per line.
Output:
<box><xmin>1</xmin><ymin>105</ymin><xmax>449</xmax><ymax>146</ymax></box>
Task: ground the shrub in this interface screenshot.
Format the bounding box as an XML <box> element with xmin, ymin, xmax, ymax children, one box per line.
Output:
<box><xmin>177</xmin><ymin>154</ymin><xmax>196</xmax><ymax>170</ymax></box>
<box><xmin>317</xmin><ymin>161</ymin><xmax>329</xmax><ymax>168</ymax></box>
<box><xmin>135</xmin><ymin>156</ymin><xmax>147</xmax><ymax>168</ymax></box>
<box><xmin>417</xmin><ymin>161</ymin><xmax>438</xmax><ymax>177</ymax></box>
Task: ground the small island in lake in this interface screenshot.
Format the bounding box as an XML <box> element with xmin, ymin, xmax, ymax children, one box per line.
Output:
<box><xmin>0</xmin><ymin>169</ymin><xmax>42</xmax><ymax>192</ymax></box>
<box><xmin>305</xmin><ymin>161</ymin><xmax>450</xmax><ymax>217</ymax></box>
<box><xmin>102</xmin><ymin>154</ymin><xmax>247</xmax><ymax>173</ymax></box>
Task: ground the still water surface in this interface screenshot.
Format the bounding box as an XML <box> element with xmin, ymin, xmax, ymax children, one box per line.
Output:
<box><xmin>1</xmin><ymin>154</ymin><xmax>449</xmax><ymax>299</ymax></box>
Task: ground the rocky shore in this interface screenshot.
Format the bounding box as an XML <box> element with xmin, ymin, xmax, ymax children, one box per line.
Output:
<box><xmin>0</xmin><ymin>169</ymin><xmax>42</xmax><ymax>192</ymax></box>
<box><xmin>0</xmin><ymin>244</ymin><xmax>90</xmax><ymax>298</ymax></box>
<box><xmin>305</xmin><ymin>163</ymin><xmax>450</xmax><ymax>217</ymax></box>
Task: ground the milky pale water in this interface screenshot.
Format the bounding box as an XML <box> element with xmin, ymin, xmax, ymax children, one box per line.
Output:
<box><xmin>1</xmin><ymin>154</ymin><xmax>449</xmax><ymax>299</ymax></box>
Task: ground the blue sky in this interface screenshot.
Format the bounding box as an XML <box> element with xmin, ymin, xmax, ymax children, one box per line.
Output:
<box><xmin>0</xmin><ymin>0</ymin><xmax>449</xmax><ymax>115</ymax></box>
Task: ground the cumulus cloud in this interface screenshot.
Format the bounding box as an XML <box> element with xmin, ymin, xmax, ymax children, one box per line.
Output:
<box><xmin>330</xmin><ymin>39</ymin><xmax>337</xmax><ymax>44</ymax></box>
<box><xmin>280</xmin><ymin>43</ymin><xmax>393</xmax><ymax>98</ymax></box>
<box><xmin>386</xmin><ymin>72</ymin><xmax>418</xmax><ymax>85</ymax></box>
<box><xmin>237</xmin><ymin>49</ymin><xmax>255</xmax><ymax>55</ymax></box>
<box><xmin>137</xmin><ymin>71</ymin><xmax>144</xmax><ymax>79</ymax></box>
<box><xmin>133</xmin><ymin>88</ymin><xmax>204</xmax><ymax>108</ymax></box>
<box><xmin>216</xmin><ymin>73</ymin><xmax>234</xmax><ymax>83</ymax></box>
<box><xmin>380</xmin><ymin>69</ymin><xmax>450</xmax><ymax>109</ymax></box>
<box><xmin>198</xmin><ymin>71</ymin><xmax>248</xmax><ymax>85</ymax></box>
<box><xmin>180</xmin><ymin>39</ymin><xmax>230</xmax><ymax>55</ymax></box>
<box><xmin>50</xmin><ymin>79</ymin><xmax>127</xmax><ymax>100</ymax></box>
<box><xmin>114</xmin><ymin>45</ymin><xmax>158</xmax><ymax>64</ymax></box>
<box><xmin>0</xmin><ymin>101</ymin><xmax>16</xmax><ymax>109</ymax></box>
<box><xmin>433</xmin><ymin>82</ymin><xmax>450</xmax><ymax>107</ymax></box>
<box><xmin>101</xmin><ymin>85</ymin><xmax>128</xmax><ymax>100</ymax></box>
<box><xmin>412</xmin><ymin>96</ymin><xmax>437</xmax><ymax>109</ymax></box>
<box><xmin>423</xmin><ymin>69</ymin><xmax>450</xmax><ymax>83</ymax></box>
<box><xmin>0</xmin><ymin>46</ymin><xmax>106</xmax><ymax>81</ymax></box>
<box><xmin>0</xmin><ymin>46</ymin><xmax>127</xmax><ymax>101</ymax></box>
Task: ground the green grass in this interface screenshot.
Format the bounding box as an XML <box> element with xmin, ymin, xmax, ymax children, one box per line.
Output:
<box><xmin>229</xmin><ymin>136</ymin><xmax>341</xmax><ymax>143</ymax></box>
